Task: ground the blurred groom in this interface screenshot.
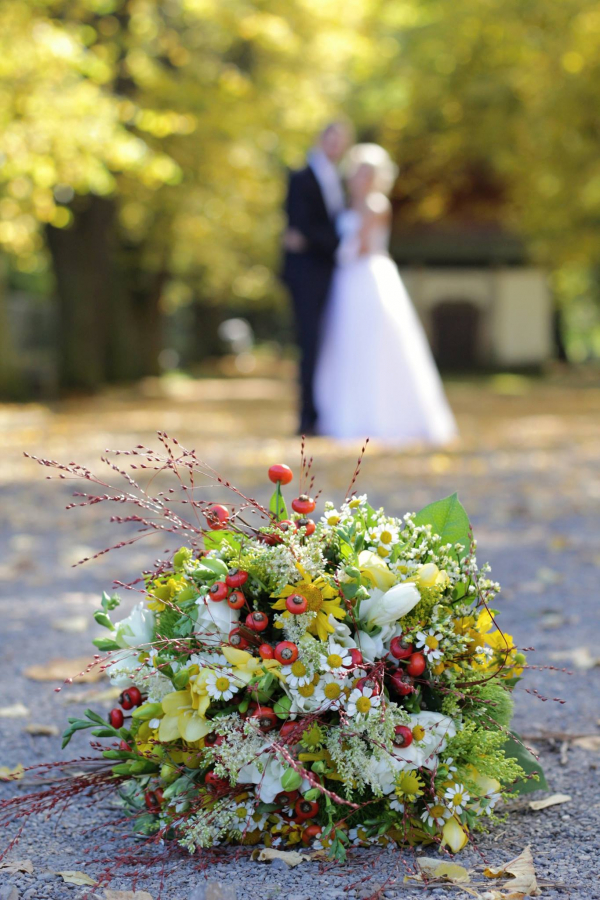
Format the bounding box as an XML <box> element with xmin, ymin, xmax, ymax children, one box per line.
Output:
<box><xmin>282</xmin><ymin>121</ymin><xmax>352</xmax><ymax>435</ymax></box>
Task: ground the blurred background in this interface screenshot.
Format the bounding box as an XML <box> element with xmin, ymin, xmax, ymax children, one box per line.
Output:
<box><xmin>2</xmin><ymin>0</ymin><xmax>600</xmax><ymax>406</ymax></box>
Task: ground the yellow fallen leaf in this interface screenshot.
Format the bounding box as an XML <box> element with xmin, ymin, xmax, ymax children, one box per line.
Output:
<box><xmin>0</xmin><ymin>859</ymin><xmax>34</xmax><ymax>874</ymax></box>
<box><xmin>0</xmin><ymin>703</ymin><xmax>29</xmax><ymax>718</ymax></box>
<box><xmin>0</xmin><ymin>763</ymin><xmax>24</xmax><ymax>781</ymax></box>
<box><xmin>253</xmin><ymin>848</ymin><xmax>324</xmax><ymax>867</ymax></box>
<box><xmin>23</xmin><ymin>723</ymin><xmax>59</xmax><ymax>736</ymax></box>
<box><xmin>418</xmin><ymin>857</ymin><xmax>471</xmax><ymax>883</ymax></box>
<box><xmin>572</xmin><ymin>735</ymin><xmax>600</xmax><ymax>751</ymax></box>
<box><xmin>484</xmin><ymin>847</ymin><xmax>540</xmax><ymax>897</ymax></box>
<box><xmin>51</xmin><ymin>616</ymin><xmax>89</xmax><ymax>633</ymax></box>
<box><xmin>63</xmin><ymin>685</ymin><xmax>121</xmax><ymax>705</ymax></box>
<box><xmin>56</xmin><ymin>871</ymin><xmax>98</xmax><ymax>886</ymax></box>
<box><xmin>24</xmin><ymin>657</ymin><xmax>103</xmax><ymax>683</ymax></box>
<box><xmin>104</xmin><ymin>891</ymin><xmax>155</xmax><ymax>900</ymax></box>
<box><xmin>528</xmin><ymin>793</ymin><xmax>571</xmax><ymax>811</ymax></box>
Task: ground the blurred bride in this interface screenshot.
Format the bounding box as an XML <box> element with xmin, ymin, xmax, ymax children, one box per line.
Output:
<box><xmin>314</xmin><ymin>143</ymin><xmax>457</xmax><ymax>443</ymax></box>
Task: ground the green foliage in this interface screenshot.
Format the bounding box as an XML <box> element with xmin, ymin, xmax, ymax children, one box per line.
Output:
<box><xmin>502</xmin><ymin>731</ymin><xmax>549</xmax><ymax>794</ymax></box>
<box><xmin>445</xmin><ymin>719</ymin><xmax>526</xmax><ymax>789</ymax></box>
<box><xmin>470</xmin><ymin>681</ymin><xmax>514</xmax><ymax>728</ymax></box>
<box><xmin>414</xmin><ymin>493</ymin><xmax>471</xmax><ymax>558</ymax></box>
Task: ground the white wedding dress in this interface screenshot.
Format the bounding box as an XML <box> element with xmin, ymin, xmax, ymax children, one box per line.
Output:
<box><xmin>314</xmin><ymin>207</ymin><xmax>457</xmax><ymax>443</ymax></box>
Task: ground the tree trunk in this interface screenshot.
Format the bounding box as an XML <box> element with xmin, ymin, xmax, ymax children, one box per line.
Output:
<box><xmin>0</xmin><ymin>256</ymin><xmax>24</xmax><ymax>399</ymax></box>
<box><xmin>47</xmin><ymin>195</ymin><xmax>118</xmax><ymax>391</ymax></box>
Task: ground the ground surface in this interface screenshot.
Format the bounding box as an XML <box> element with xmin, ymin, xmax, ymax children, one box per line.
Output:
<box><xmin>1</xmin><ymin>372</ymin><xmax>600</xmax><ymax>900</ymax></box>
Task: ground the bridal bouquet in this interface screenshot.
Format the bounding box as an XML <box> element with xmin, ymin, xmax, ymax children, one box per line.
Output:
<box><xmin>54</xmin><ymin>442</ymin><xmax>540</xmax><ymax>860</ymax></box>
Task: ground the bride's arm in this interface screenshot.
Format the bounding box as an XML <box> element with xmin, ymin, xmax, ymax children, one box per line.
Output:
<box><xmin>358</xmin><ymin>194</ymin><xmax>391</xmax><ymax>254</ymax></box>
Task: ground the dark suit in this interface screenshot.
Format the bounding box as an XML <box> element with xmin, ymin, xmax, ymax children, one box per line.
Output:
<box><xmin>282</xmin><ymin>165</ymin><xmax>340</xmax><ymax>433</ymax></box>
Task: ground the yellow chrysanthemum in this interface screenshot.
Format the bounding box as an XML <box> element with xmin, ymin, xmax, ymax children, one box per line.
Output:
<box><xmin>273</xmin><ymin>566</ymin><xmax>346</xmax><ymax>642</ymax></box>
<box><xmin>475</xmin><ymin>611</ymin><xmax>524</xmax><ymax>677</ymax></box>
<box><xmin>395</xmin><ymin>771</ymin><xmax>425</xmax><ymax>802</ymax></box>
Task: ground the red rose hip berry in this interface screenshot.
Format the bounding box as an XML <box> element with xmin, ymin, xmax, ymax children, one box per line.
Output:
<box><xmin>268</xmin><ymin>464</ymin><xmax>293</xmax><ymax>485</ymax></box>
<box><xmin>205</xmin><ymin>771</ymin><xmax>229</xmax><ymax>792</ymax></box>
<box><xmin>302</xmin><ymin>823</ymin><xmax>322</xmax><ymax>844</ymax></box>
<box><xmin>355</xmin><ymin>676</ymin><xmax>381</xmax><ymax>695</ymax></box>
<box><xmin>250</xmin><ymin>706</ymin><xmax>278</xmax><ymax>732</ymax></box>
<box><xmin>286</xmin><ymin>593</ymin><xmax>308</xmax><ymax>615</ymax></box>
<box><xmin>393</xmin><ymin>725</ymin><xmax>414</xmax><ymax>747</ymax></box>
<box><xmin>344</xmin><ymin>648</ymin><xmax>363</xmax><ymax>668</ymax></box>
<box><xmin>109</xmin><ymin>708</ymin><xmax>124</xmax><ymax>728</ymax></box>
<box><xmin>227</xmin><ymin>589</ymin><xmax>246</xmax><ymax>610</ymax></box>
<box><xmin>389</xmin><ymin>671</ymin><xmax>415</xmax><ymax>696</ymax></box>
<box><xmin>246</xmin><ymin>611</ymin><xmax>269</xmax><ymax>632</ymax></box>
<box><xmin>258</xmin><ymin>643</ymin><xmax>275</xmax><ymax>660</ymax></box>
<box><xmin>390</xmin><ymin>636</ymin><xmax>414</xmax><ymax>660</ymax></box>
<box><xmin>406</xmin><ymin>652</ymin><xmax>426</xmax><ymax>677</ymax></box>
<box><xmin>275</xmin><ymin>641</ymin><xmax>299</xmax><ymax>664</ymax></box>
<box><xmin>291</xmin><ymin>494</ymin><xmax>316</xmax><ymax>515</ymax></box>
<box><xmin>209</xmin><ymin>581</ymin><xmax>229</xmax><ymax>602</ymax></box>
<box><xmin>228</xmin><ymin>627</ymin><xmax>249</xmax><ymax>650</ymax></box>
<box><xmin>294</xmin><ymin>798</ymin><xmax>319</xmax><ymax>821</ymax></box>
<box><xmin>226</xmin><ymin>568</ymin><xmax>248</xmax><ymax>588</ymax></box>
<box><xmin>295</xmin><ymin>517</ymin><xmax>315</xmax><ymax>536</ymax></box>
<box><xmin>204</xmin><ymin>504</ymin><xmax>229</xmax><ymax>530</ymax></box>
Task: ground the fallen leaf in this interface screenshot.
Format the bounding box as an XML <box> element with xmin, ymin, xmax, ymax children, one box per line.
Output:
<box><xmin>23</xmin><ymin>723</ymin><xmax>59</xmax><ymax>736</ymax></box>
<box><xmin>253</xmin><ymin>847</ymin><xmax>324</xmax><ymax>867</ymax></box>
<box><xmin>24</xmin><ymin>657</ymin><xmax>103</xmax><ymax>683</ymax></box>
<box><xmin>104</xmin><ymin>891</ymin><xmax>155</xmax><ymax>900</ymax></box>
<box><xmin>484</xmin><ymin>847</ymin><xmax>540</xmax><ymax>898</ymax></box>
<box><xmin>0</xmin><ymin>858</ymin><xmax>34</xmax><ymax>874</ymax></box>
<box><xmin>56</xmin><ymin>870</ymin><xmax>98</xmax><ymax>886</ymax></box>
<box><xmin>0</xmin><ymin>763</ymin><xmax>24</xmax><ymax>781</ymax></box>
<box><xmin>572</xmin><ymin>735</ymin><xmax>600</xmax><ymax>751</ymax></box>
<box><xmin>418</xmin><ymin>857</ymin><xmax>471</xmax><ymax>883</ymax></box>
<box><xmin>63</xmin><ymin>685</ymin><xmax>121</xmax><ymax>705</ymax></box>
<box><xmin>549</xmin><ymin>647</ymin><xmax>600</xmax><ymax>669</ymax></box>
<box><xmin>0</xmin><ymin>702</ymin><xmax>29</xmax><ymax>718</ymax></box>
<box><xmin>528</xmin><ymin>793</ymin><xmax>571</xmax><ymax>811</ymax></box>
<box><xmin>51</xmin><ymin>615</ymin><xmax>89</xmax><ymax>633</ymax></box>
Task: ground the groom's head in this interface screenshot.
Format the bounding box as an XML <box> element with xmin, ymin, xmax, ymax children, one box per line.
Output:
<box><xmin>319</xmin><ymin>120</ymin><xmax>353</xmax><ymax>163</ymax></box>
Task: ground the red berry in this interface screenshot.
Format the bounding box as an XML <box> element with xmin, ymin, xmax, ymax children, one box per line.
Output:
<box><xmin>119</xmin><ymin>739</ymin><xmax>132</xmax><ymax>752</ymax></box>
<box><xmin>355</xmin><ymin>676</ymin><xmax>381</xmax><ymax>695</ymax></box>
<box><xmin>204</xmin><ymin>504</ymin><xmax>229</xmax><ymax>530</ymax></box>
<box><xmin>285</xmin><ymin>593</ymin><xmax>308</xmax><ymax>615</ymax></box>
<box><xmin>295</xmin><ymin>517</ymin><xmax>315</xmax><ymax>536</ymax></box>
<box><xmin>126</xmin><ymin>686</ymin><xmax>142</xmax><ymax>706</ymax></box>
<box><xmin>109</xmin><ymin>708</ymin><xmax>124</xmax><ymax>728</ymax></box>
<box><xmin>119</xmin><ymin>691</ymin><xmax>134</xmax><ymax>710</ymax></box>
<box><xmin>279</xmin><ymin>721</ymin><xmax>301</xmax><ymax>742</ymax></box>
<box><xmin>389</xmin><ymin>671</ymin><xmax>415</xmax><ymax>696</ymax></box>
<box><xmin>258</xmin><ymin>643</ymin><xmax>274</xmax><ymax>660</ymax></box>
<box><xmin>250</xmin><ymin>706</ymin><xmax>278</xmax><ymax>732</ymax></box>
<box><xmin>344</xmin><ymin>648</ymin><xmax>363</xmax><ymax>668</ymax></box>
<box><xmin>246</xmin><ymin>611</ymin><xmax>269</xmax><ymax>632</ymax></box>
<box><xmin>394</xmin><ymin>725</ymin><xmax>413</xmax><ymax>748</ymax></box>
<box><xmin>226</xmin><ymin>568</ymin><xmax>248</xmax><ymax>588</ymax></box>
<box><xmin>302</xmin><ymin>823</ymin><xmax>322</xmax><ymax>845</ymax></box>
<box><xmin>145</xmin><ymin>789</ymin><xmax>163</xmax><ymax>811</ymax></box>
<box><xmin>291</xmin><ymin>494</ymin><xmax>316</xmax><ymax>515</ymax></box>
<box><xmin>294</xmin><ymin>798</ymin><xmax>319</xmax><ymax>821</ymax></box>
<box><xmin>274</xmin><ymin>641</ymin><xmax>299</xmax><ymax>664</ymax></box>
<box><xmin>275</xmin><ymin>789</ymin><xmax>300</xmax><ymax>804</ymax></box>
<box><xmin>407</xmin><ymin>652</ymin><xmax>426</xmax><ymax>677</ymax></box>
<box><xmin>260</xmin><ymin>531</ymin><xmax>282</xmax><ymax>546</ymax></box>
<box><xmin>268</xmin><ymin>464</ymin><xmax>293</xmax><ymax>485</ymax></box>
<box><xmin>205</xmin><ymin>771</ymin><xmax>229</xmax><ymax>792</ymax></box>
<box><xmin>229</xmin><ymin>627</ymin><xmax>249</xmax><ymax>650</ymax></box>
<box><xmin>204</xmin><ymin>732</ymin><xmax>224</xmax><ymax>747</ymax></box>
<box><xmin>390</xmin><ymin>636</ymin><xmax>414</xmax><ymax>660</ymax></box>
<box><xmin>209</xmin><ymin>581</ymin><xmax>229</xmax><ymax>602</ymax></box>
<box><xmin>227</xmin><ymin>589</ymin><xmax>246</xmax><ymax>610</ymax></box>
<box><xmin>277</xmin><ymin>520</ymin><xmax>294</xmax><ymax>533</ymax></box>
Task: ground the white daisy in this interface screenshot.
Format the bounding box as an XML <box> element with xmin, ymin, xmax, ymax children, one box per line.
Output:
<box><xmin>390</xmin><ymin>797</ymin><xmax>405</xmax><ymax>812</ymax></box>
<box><xmin>321</xmin><ymin>507</ymin><xmax>341</xmax><ymax>526</ymax></box>
<box><xmin>324</xmin><ymin>640</ymin><xmax>353</xmax><ymax>675</ymax></box>
<box><xmin>420</xmin><ymin>803</ymin><xmax>452</xmax><ymax>828</ymax></box>
<box><xmin>346</xmin><ymin>685</ymin><xmax>381</xmax><ymax>720</ymax></box>
<box><xmin>320</xmin><ymin>673</ymin><xmax>347</xmax><ymax>705</ymax></box>
<box><xmin>205</xmin><ymin>669</ymin><xmax>239</xmax><ymax>701</ymax></box>
<box><xmin>415</xmin><ymin>628</ymin><xmax>444</xmax><ymax>661</ymax></box>
<box><xmin>281</xmin><ymin>659</ymin><xmax>313</xmax><ymax>688</ymax></box>
<box><xmin>444</xmin><ymin>783</ymin><xmax>471</xmax><ymax>815</ymax></box>
<box><xmin>477</xmin><ymin>791</ymin><xmax>502</xmax><ymax>817</ymax></box>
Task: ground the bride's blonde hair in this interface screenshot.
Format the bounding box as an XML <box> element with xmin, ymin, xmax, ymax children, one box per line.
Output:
<box><xmin>344</xmin><ymin>143</ymin><xmax>398</xmax><ymax>196</ymax></box>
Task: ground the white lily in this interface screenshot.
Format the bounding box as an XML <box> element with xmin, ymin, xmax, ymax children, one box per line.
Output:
<box><xmin>358</xmin><ymin>582</ymin><xmax>421</xmax><ymax>630</ymax></box>
<box><xmin>109</xmin><ymin>602</ymin><xmax>155</xmax><ymax>687</ymax></box>
<box><xmin>238</xmin><ymin>750</ymin><xmax>311</xmax><ymax>802</ymax></box>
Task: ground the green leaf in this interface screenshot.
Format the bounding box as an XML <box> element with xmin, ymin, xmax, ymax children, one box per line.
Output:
<box><xmin>132</xmin><ymin>702</ymin><xmax>163</xmax><ymax>720</ymax></box>
<box><xmin>203</xmin><ymin>531</ymin><xmax>241</xmax><ymax>553</ymax></box>
<box><xmin>92</xmin><ymin>637</ymin><xmax>121</xmax><ymax>651</ymax></box>
<box><xmin>94</xmin><ymin>610</ymin><xmax>113</xmax><ymax>630</ymax></box>
<box><xmin>273</xmin><ymin>695</ymin><xmax>292</xmax><ymax>719</ymax></box>
<box><xmin>199</xmin><ymin>557</ymin><xmax>229</xmax><ymax>577</ymax></box>
<box><xmin>414</xmin><ymin>493</ymin><xmax>471</xmax><ymax>558</ymax></box>
<box><xmin>269</xmin><ymin>484</ymin><xmax>288</xmax><ymax>522</ymax></box>
<box><xmin>503</xmin><ymin>731</ymin><xmax>548</xmax><ymax>794</ymax></box>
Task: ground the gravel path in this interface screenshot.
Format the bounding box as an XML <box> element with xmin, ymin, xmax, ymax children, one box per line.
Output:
<box><xmin>1</xmin><ymin>377</ymin><xmax>600</xmax><ymax>899</ymax></box>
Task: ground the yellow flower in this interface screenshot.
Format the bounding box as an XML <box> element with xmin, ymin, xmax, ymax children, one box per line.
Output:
<box><xmin>222</xmin><ymin>645</ymin><xmax>283</xmax><ymax>682</ymax></box>
<box><xmin>475</xmin><ymin>611</ymin><xmax>524</xmax><ymax>677</ymax></box>
<box><xmin>273</xmin><ymin>566</ymin><xmax>346</xmax><ymax>642</ymax></box>
<box><xmin>395</xmin><ymin>771</ymin><xmax>425</xmax><ymax>802</ymax></box>
<box><xmin>414</xmin><ymin>563</ymin><xmax>450</xmax><ymax>589</ymax></box>
<box><xmin>441</xmin><ymin>815</ymin><xmax>468</xmax><ymax>852</ymax></box>
<box><xmin>358</xmin><ymin>550</ymin><xmax>396</xmax><ymax>591</ymax></box>
<box><xmin>147</xmin><ymin>575</ymin><xmax>186</xmax><ymax>612</ymax></box>
<box><xmin>159</xmin><ymin>668</ymin><xmax>212</xmax><ymax>743</ymax></box>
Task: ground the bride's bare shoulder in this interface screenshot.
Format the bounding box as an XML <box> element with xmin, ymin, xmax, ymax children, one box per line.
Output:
<box><xmin>365</xmin><ymin>192</ymin><xmax>391</xmax><ymax>217</ymax></box>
